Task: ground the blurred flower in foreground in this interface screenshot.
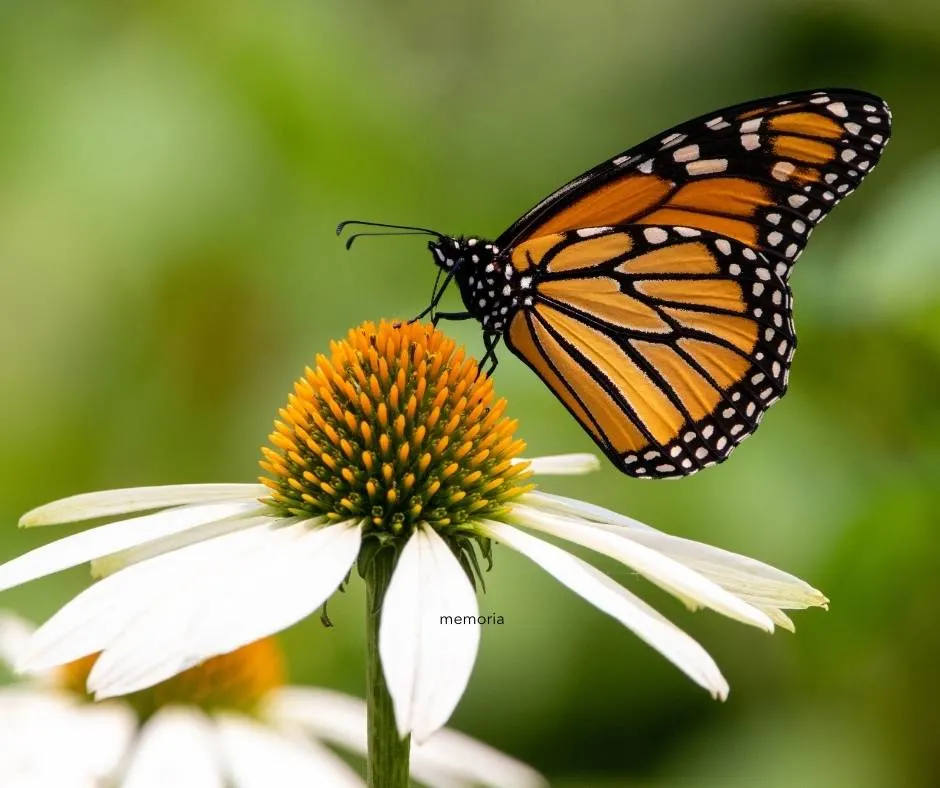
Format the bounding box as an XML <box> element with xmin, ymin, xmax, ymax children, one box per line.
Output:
<box><xmin>0</xmin><ymin>321</ymin><xmax>827</xmax><ymax>743</ymax></box>
<box><xmin>0</xmin><ymin>613</ymin><xmax>545</xmax><ymax>788</ymax></box>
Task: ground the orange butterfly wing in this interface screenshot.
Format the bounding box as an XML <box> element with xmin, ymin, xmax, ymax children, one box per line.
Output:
<box><xmin>498</xmin><ymin>89</ymin><xmax>889</xmax><ymax>478</ymax></box>
<box><xmin>498</xmin><ymin>89</ymin><xmax>891</xmax><ymax>280</ymax></box>
<box><xmin>504</xmin><ymin>226</ymin><xmax>792</xmax><ymax>477</ymax></box>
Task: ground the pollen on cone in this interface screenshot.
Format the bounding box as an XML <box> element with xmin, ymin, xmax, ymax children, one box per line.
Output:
<box><xmin>259</xmin><ymin>321</ymin><xmax>533</xmax><ymax>535</ymax></box>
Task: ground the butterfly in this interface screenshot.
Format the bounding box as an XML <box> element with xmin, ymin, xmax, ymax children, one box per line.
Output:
<box><xmin>339</xmin><ymin>89</ymin><xmax>891</xmax><ymax>479</ymax></box>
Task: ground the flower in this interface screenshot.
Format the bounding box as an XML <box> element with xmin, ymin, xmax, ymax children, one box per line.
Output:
<box><xmin>0</xmin><ymin>321</ymin><xmax>827</xmax><ymax>743</ymax></box>
<box><xmin>0</xmin><ymin>612</ymin><xmax>546</xmax><ymax>788</ymax></box>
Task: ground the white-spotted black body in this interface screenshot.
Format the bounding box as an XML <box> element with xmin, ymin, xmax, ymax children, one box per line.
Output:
<box><xmin>428</xmin><ymin>236</ymin><xmax>533</xmax><ymax>334</ymax></box>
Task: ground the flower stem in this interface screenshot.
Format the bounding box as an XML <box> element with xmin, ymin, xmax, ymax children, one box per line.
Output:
<box><xmin>365</xmin><ymin>549</ymin><xmax>410</xmax><ymax>788</ymax></box>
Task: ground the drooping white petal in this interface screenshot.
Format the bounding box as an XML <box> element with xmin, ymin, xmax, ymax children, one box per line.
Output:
<box><xmin>18</xmin><ymin>542</ymin><xmax>213</xmax><ymax>674</ymax></box>
<box><xmin>216</xmin><ymin>714</ymin><xmax>364</xmax><ymax>788</ymax></box>
<box><xmin>0</xmin><ymin>501</ymin><xmax>266</xmax><ymax>594</ymax></box>
<box><xmin>19</xmin><ymin>484</ymin><xmax>267</xmax><ymax>527</ymax></box>
<box><xmin>523</xmin><ymin>490</ymin><xmax>827</xmax><ymax>612</ymax></box>
<box><xmin>480</xmin><ymin>521</ymin><xmax>729</xmax><ymax>699</ymax></box>
<box><xmin>510</xmin><ymin>505</ymin><xmax>773</xmax><ymax>632</ymax></box>
<box><xmin>0</xmin><ymin>611</ymin><xmax>35</xmax><ymax>667</ymax></box>
<box><xmin>380</xmin><ymin>526</ymin><xmax>480</xmax><ymax>743</ymax></box>
<box><xmin>20</xmin><ymin>522</ymin><xmax>286</xmax><ymax>675</ymax></box>
<box><xmin>122</xmin><ymin>708</ymin><xmax>223</xmax><ymax>788</ymax></box>
<box><xmin>86</xmin><ymin>520</ymin><xmax>362</xmax><ymax>699</ymax></box>
<box><xmin>517</xmin><ymin>454</ymin><xmax>600</xmax><ymax>476</ymax></box>
<box><xmin>593</xmin><ymin>525</ymin><xmax>828</xmax><ymax>610</ymax></box>
<box><xmin>520</xmin><ymin>491</ymin><xmax>655</xmax><ymax>531</ymax></box>
<box><xmin>89</xmin><ymin>513</ymin><xmax>274</xmax><ymax>578</ymax></box>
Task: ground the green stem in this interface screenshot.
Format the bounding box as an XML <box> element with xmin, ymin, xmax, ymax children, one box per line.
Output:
<box><xmin>366</xmin><ymin>549</ymin><xmax>411</xmax><ymax>788</ymax></box>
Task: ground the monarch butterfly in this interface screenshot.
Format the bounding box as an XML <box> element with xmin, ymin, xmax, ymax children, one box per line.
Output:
<box><xmin>339</xmin><ymin>88</ymin><xmax>891</xmax><ymax>479</ymax></box>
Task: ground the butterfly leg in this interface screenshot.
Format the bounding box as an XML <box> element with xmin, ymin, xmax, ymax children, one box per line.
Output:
<box><xmin>411</xmin><ymin>269</ymin><xmax>455</xmax><ymax>323</ymax></box>
<box><xmin>431</xmin><ymin>311</ymin><xmax>474</xmax><ymax>327</ymax></box>
<box><xmin>478</xmin><ymin>332</ymin><xmax>501</xmax><ymax>378</ymax></box>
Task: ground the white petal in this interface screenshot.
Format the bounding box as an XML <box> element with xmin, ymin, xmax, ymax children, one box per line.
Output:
<box><xmin>411</xmin><ymin>728</ymin><xmax>547</xmax><ymax>788</ymax></box>
<box><xmin>0</xmin><ymin>611</ymin><xmax>35</xmax><ymax>667</ymax></box>
<box><xmin>19</xmin><ymin>523</ymin><xmax>283</xmax><ymax>675</ymax></box>
<box><xmin>19</xmin><ymin>484</ymin><xmax>268</xmax><ymax>526</ymax></box>
<box><xmin>267</xmin><ymin>686</ymin><xmax>546</xmax><ymax>787</ymax></box>
<box><xmin>0</xmin><ymin>688</ymin><xmax>135</xmax><ymax>786</ymax></box>
<box><xmin>516</xmin><ymin>454</ymin><xmax>600</xmax><ymax>476</ymax></box>
<box><xmin>89</xmin><ymin>513</ymin><xmax>273</xmax><ymax>578</ymax></box>
<box><xmin>216</xmin><ymin>714</ymin><xmax>364</xmax><ymax>788</ymax></box>
<box><xmin>0</xmin><ymin>501</ymin><xmax>266</xmax><ymax>594</ymax></box>
<box><xmin>380</xmin><ymin>526</ymin><xmax>480</xmax><ymax>743</ymax></box>
<box><xmin>595</xmin><ymin>526</ymin><xmax>828</xmax><ymax>610</ymax></box>
<box><xmin>86</xmin><ymin>520</ymin><xmax>362</xmax><ymax>698</ymax></box>
<box><xmin>122</xmin><ymin>708</ymin><xmax>223</xmax><ymax>788</ymax></box>
<box><xmin>524</xmin><ymin>491</ymin><xmax>827</xmax><ymax>611</ymax></box>
<box><xmin>480</xmin><ymin>521</ymin><xmax>728</xmax><ymax>699</ymax></box>
<box><xmin>68</xmin><ymin>702</ymin><xmax>138</xmax><ymax>781</ymax></box>
<box><xmin>757</xmin><ymin>605</ymin><xmax>796</xmax><ymax>632</ymax></box>
<box><xmin>17</xmin><ymin>541</ymin><xmax>204</xmax><ymax>674</ymax></box>
<box><xmin>510</xmin><ymin>505</ymin><xmax>773</xmax><ymax>632</ymax></box>
<box><xmin>264</xmin><ymin>686</ymin><xmax>367</xmax><ymax>754</ymax></box>
<box><xmin>520</xmin><ymin>491</ymin><xmax>655</xmax><ymax>531</ymax></box>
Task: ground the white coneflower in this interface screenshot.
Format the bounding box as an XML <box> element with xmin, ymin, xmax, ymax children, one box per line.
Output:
<box><xmin>0</xmin><ymin>612</ymin><xmax>545</xmax><ymax>788</ymax></box>
<box><xmin>0</xmin><ymin>320</ymin><xmax>826</xmax><ymax>779</ymax></box>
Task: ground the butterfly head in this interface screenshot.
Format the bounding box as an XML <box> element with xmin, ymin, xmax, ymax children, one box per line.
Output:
<box><xmin>428</xmin><ymin>236</ymin><xmax>499</xmax><ymax>273</ymax></box>
<box><xmin>428</xmin><ymin>236</ymin><xmax>468</xmax><ymax>272</ymax></box>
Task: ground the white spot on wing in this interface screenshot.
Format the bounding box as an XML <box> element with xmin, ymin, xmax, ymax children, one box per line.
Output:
<box><xmin>686</xmin><ymin>158</ymin><xmax>728</xmax><ymax>175</ymax></box>
<box><xmin>772</xmin><ymin>161</ymin><xmax>796</xmax><ymax>181</ymax></box>
<box><xmin>643</xmin><ymin>227</ymin><xmax>669</xmax><ymax>244</ymax></box>
<box><xmin>660</xmin><ymin>132</ymin><xmax>686</xmax><ymax>148</ymax></box>
<box><xmin>741</xmin><ymin>134</ymin><xmax>761</xmax><ymax>151</ymax></box>
<box><xmin>740</xmin><ymin>118</ymin><xmax>762</xmax><ymax>133</ymax></box>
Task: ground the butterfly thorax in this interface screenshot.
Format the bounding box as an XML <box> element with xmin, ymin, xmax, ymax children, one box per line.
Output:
<box><xmin>429</xmin><ymin>236</ymin><xmax>534</xmax><ymax>333</ymax></box>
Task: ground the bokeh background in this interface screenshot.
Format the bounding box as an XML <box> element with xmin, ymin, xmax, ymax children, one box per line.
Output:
<box><xmin>2</xmin><ymin>1</ymin><xmax>939</xmax><ymax>786</ymax></box>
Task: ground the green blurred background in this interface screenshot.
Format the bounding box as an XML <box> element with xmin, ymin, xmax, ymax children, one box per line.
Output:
<box><xmin>2</xmin><ymin>1</ymin><xmax>939</xmax><ymax>785</ymax></box>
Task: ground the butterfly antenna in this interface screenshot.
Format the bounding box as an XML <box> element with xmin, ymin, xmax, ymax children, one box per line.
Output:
<box><xmin>336</xmin><ymin>219</ymin><xmax>444</xmax><ymax>250</ymax></box>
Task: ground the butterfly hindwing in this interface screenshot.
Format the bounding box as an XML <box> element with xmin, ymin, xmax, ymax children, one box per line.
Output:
<box><xmin>504</xmin><ymin>225</ymin><xmax>794</xmax><ymax>478</ymax></box>
<box><xmin>497</xmin><ymin>88</ymin><xmax>891</xmax><ymax>281</ymax></box>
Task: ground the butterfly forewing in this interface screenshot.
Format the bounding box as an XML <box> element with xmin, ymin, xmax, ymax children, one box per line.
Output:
<box><xmin>504</xmin><ymin>225</ymin><xmax>794</xmax><ymax>478</ymax></box>
<box><xmin>497</xmin><ymin>88</ymin><xmax>891</xmax><ymax>281</ymax></box>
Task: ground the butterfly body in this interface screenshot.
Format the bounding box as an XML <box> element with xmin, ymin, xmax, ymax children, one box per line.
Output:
<box><xmin>428</xmin><ymin>236</ymin><xmax>521</xmax><ymax>334</ymax></box>
<box><xmin>348</xmin><ymin>89</ymin><xmax>892</xmax><ymax>479</ymax></box>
